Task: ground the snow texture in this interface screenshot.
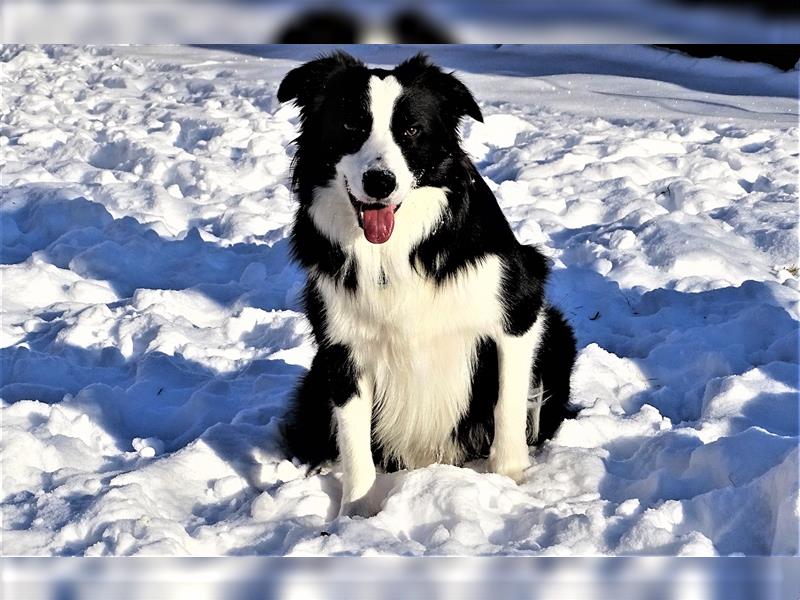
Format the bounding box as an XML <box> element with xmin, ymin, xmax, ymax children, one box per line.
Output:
<box><xmin>1</xmin><ymin>44</ymin><xmax>798</xmax><ymax>556</ymax></box>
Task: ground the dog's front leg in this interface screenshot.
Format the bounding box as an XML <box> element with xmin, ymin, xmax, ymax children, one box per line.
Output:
<box><xmin>489</xmin><ymin>318</ymin><xmax>546</xmax><ymax>483</ymax></box>
<box><xmin>335</xmin><ymin>381</ymin><xmax>377</xmax><ymax>518</ymax></box>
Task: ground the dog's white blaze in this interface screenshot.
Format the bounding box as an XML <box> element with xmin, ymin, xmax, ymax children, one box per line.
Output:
<box><xmin>336</xmin><ymin>75</ymin><xmax>414</xmax><ymax>203</ymax></box>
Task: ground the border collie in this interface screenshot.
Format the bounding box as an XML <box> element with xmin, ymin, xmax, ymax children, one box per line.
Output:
<box><xmin>278</xmin><ymin>52</ymin><xmax>577</xmax><ymax>517</ymax></box>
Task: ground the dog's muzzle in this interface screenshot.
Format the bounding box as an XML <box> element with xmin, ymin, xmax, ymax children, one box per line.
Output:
<box><xmin>346</xmin><ymin>178</ymin><xmax>401</xmax><ymax>245</ymax></box>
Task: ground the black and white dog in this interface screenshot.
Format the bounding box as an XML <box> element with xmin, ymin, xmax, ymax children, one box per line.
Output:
<box><xmin>278</xmin><ymin>52</ymin><xmax>577</xmax><ymax>517</ymax></box>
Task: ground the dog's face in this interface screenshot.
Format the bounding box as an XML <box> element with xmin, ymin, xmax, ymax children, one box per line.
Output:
<box><xmin>279</xmin><ymin>52</ymin><xmax>483</xmax><ymax>245</ymax></box>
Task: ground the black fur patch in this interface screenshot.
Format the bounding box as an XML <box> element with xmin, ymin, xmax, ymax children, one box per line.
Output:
<box><xmin>280</xmin><ymin>53</ymin><xmax>373</xmax><ymax>200</ymax></box>
<box><xmin>454</xmin><ymin>337</ymin><xmax>499</xmax><ymax>456</ymax></box>
<box><xmin>290</xmin><ymin>208</ymin><xmax>347</xmax><ymax>275</ymax></box>
<box><xmin>409</xmin><ymin>162</ymin><xmax>522</xmax><ymax>283</ymax></box>
<box><xmin>534</xmin><ymin>306</ymin><xmax>578</xmax><ymax>442</ymax></box>
<box><xmin>291</xmin><ymin>207</ymin><xmax>356</xmax><ymax>292</ymax></box>
<box><xmin>500</xmin><ymin>245</ymin><xmax>549</xmax><ymax>336</ymax></box>
<box><xmin>300</xmin><ymin>281</ymin><xmax>328</xmax><ymax>343</ymax></box>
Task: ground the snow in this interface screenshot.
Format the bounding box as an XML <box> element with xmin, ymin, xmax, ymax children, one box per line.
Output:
<box><xmin>1</xmin><ymin>44</ymin><xmax>798</xmax><ymax>557</ymax></box>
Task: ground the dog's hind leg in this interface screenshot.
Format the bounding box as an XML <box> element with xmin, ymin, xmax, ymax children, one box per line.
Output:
<box><xmin>531</xmin><ymin>306</ymin><xmax>577</xmax><ymax>443</ymax></box>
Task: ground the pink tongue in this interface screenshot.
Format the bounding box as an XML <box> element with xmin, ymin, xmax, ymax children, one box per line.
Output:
<box><xmin>362</xmin><ymin>205</ymin><xmax>395</xmax><ymax>244</ymax></box>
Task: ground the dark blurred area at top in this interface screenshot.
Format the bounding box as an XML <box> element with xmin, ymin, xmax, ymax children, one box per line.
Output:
<box><xmin>272</xmin><ymin>3</ymin><xmax>799</xmax><ymax>70</ymax></box>
<box><xmin>4</xmin><ymin>0</ymin><xmax>800</xmax><ymax>59</ymax></box>
<box><xmin>276</xmin><ymin>8</ymin><xmax>455</xmax><ymax>44</ymax></box>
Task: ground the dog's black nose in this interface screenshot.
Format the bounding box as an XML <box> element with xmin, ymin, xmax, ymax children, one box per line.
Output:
<box><xmin>362</xmin><ymin>169</ymin><xmax>397</xmax><ymax>200</ymax></box>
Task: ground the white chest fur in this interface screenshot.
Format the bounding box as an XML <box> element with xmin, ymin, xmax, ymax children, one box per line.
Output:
<box><xmin>315</xmin><ymin>241</ymin><xmax>505</xmax><ymax>468</ymax></box>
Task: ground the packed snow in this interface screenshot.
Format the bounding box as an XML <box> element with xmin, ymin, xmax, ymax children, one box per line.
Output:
<box><xmin>1</xmin><ymin>44</ymin><xmax>798</xmax><ymax>557</ymax></box>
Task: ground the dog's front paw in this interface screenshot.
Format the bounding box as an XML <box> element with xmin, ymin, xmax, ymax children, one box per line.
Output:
<box><xmin>338</xmin><ymin>495</ymin><xmax>379</xmax><ymax>519</ymax></box>
<box><xmin>337</xmin><ymin>467</ymin><xmax>379</xmax><ymax>519</ymax></box>
<box><xmin>488</xmin><ymin>447</ymin><xmax>530</xmax><ymax>484</ymax></box>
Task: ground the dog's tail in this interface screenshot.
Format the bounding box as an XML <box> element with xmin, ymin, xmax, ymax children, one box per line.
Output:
<box><xmin>527</xmin><ymin>305</ymin><xmax>578</xmax><ymax>444</ymax></box>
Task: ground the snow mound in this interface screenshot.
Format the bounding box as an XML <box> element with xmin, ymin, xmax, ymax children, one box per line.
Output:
<box><xmin>1</xmin><ymin>45</ymin><xmax>797</xmax><ymax>556</ymax></box>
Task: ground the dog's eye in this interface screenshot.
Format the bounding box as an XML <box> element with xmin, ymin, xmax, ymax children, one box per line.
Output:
<box><xmin>404</xmin><ymin>126</ymin><xmax>420</xmax><ymax>138</ymax></box>
<box><xmin>343</xmin><ymin>121</ymin><xmax>364</xmax><ymax>133</ymax></box>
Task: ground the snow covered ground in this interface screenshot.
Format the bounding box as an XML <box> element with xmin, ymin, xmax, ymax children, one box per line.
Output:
<box><xmin>1</xmin><ymin>44</ymin><xmax>798</xmax><ymax>557</ymax></box>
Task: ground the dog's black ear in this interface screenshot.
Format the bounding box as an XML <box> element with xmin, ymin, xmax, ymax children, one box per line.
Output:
<box><xmin>278</xmin><ymin>51</ymin><xmax>363</xmax><ymax>108</ymax></box>
<box><xmin>395</xmin><ymin>53</ymin><xmax>483</xmax><ymax>123</ymax></box>
<box><xmin>443</xmin><ymin>72</ymin><xmax>483</xmax><ymax>123</ymax></box>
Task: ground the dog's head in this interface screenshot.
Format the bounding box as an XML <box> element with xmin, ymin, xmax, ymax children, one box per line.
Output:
<box><xmin>278</xmin><ymin>52</ymin><xmax>483</xmax><ymax>245</ymax></box>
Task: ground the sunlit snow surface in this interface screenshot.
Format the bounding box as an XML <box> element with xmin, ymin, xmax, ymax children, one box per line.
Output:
<box><xmin>1</xmin><ymin>45</ymin><xmax>797</xmax><ymax>556</ymax></box>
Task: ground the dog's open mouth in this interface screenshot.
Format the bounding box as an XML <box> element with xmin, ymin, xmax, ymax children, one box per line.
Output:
<box><xmin>346</xmin><ymin>181</ymin><xmax>401</xmax><ymax>245</ymax></box>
